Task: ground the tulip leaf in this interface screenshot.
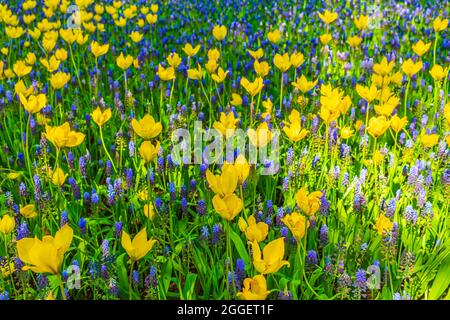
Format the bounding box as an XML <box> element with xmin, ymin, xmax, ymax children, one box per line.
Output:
<box><xmin>429</xmin><ymin>254</ymin><xmax>450</xmax><ymax>300</ymax></box>
<box><xmin>158</xmin><ymin>260</ymin><xmax>173</xmax><ymax>299</ymax></box>
<box><xmin>230</xmin><ymin>229</ymin><xmax>249</xmax><ymax>267</ymax></box>
<box><xmin>181</xmin><ymin>273</ymin><xmax>198</xmax><ymax>300</ymax></box>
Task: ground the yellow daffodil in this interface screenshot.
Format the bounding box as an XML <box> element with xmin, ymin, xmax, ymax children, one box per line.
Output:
<box><xmin>237</xmin><ymin>275</ymin><xmax>269</xmax><ymax>300</ymax></box>
<box><xmin>17</xmin><ymin>224</ymin><xmax>73</xmax><ymax>274</ymax></box>
<box><xmin>281</xmin><ymin>212</ymin><xmax>309</xmax><ymax>242</ymax></box>
<box><xmin>121</xmin><ymin>228</ymin><xmax>157</xmax><ymax>261</ymax></box>
<box><xmin>250</xmin><ymin>238</ymin><xmax>290</xmax><ymax>274</ymax></box>
<box><xmin>131</xmin><ymin>114</ymin><xmax>162</xmax><ymax>140</ymax></box>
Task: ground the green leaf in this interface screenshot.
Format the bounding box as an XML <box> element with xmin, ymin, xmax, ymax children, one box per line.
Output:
<box><xmin>429</xmin><ymin>254</ymin><xmax>450</xmax><ymax>300</ymax></box>
<box><xmin>230</xmin><ymin>230</ymin><xmax>250</xmax><ymax>267</ymax></box>
<box><xmin>158</xmin><ymin>260</ymin><xmax>173</xmax><ymax>300</ymax></box>
<box><xmin>181</xmin><ymin>273</ymin><xmax>198</xmax><ymax>300</ymax></box>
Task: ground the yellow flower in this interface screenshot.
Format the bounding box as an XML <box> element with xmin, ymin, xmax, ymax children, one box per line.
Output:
<box><xmin>433</xmin><ymin>17</ymin><xmax>448</xmax><ymax>32</ymax></box>
<box><xmin>223</xmin><ymin>154</ymin><xmax>250</xmax><ymax>185</ymax></box>
<box><xmin>51</xmin><ymin>168</ymin><xmax>68</xmax><ymax>187</ymax></box>
<box><xmin>187</xmin><ymin>64</ymin><xmax>203</xmax><ymax>80</ymax></box>
<box><xmin>50</xmin><ymin>72</ymin><xmax>71</xmax><ymax>90</ymax></box>
<box><xmin>17</xmin><ymin>224</ymin><xmax>73</xmax><ymax>274</ymax></box>
<box><xmin>205</xmin><ymin>59</ymin><xmax>218</xmax><ymax>74</ymax></box>
<box><xmin>90</xmin><ymin>40</ymin><xmax>109</xmax><ymax>57</ymax></box>
<box><xmin>248</xmin><ymin>122</ymin><xmax>272</xmax><ymax>148</ymax></box>
<box><xmin>282</xmin><ymin>109</ymin><xmax>308</xmax><ymax>142</ymax></box>
<box><xmin>230</xmin><ymin>93</ymin><xmax>243</xmax><ymax>106</ymax></box>
<box><xmin>247</xmin><ymin>48</ymin><xmax>264</xmax><ymax>60</ymax></box>
<box><xmin>146</xmin><ymin>13</ymin><xmax>158</xmax><ymax>24</ymax></box>
<box><xmin>290</xmin><ymin>51</ymin><xmax>305</xmax><ymax>68</ymax></box>
<box><xmin>319</xmin><ymin>105</ymin><xmax>340</xmax><ymax>124</ymax></box>
<box><xmin>25</xmin><ymin>52</ymin><xmax>37</xmax><ymax>65</ymax></box>
<box><xmin>295</xmin><ymin>187</ymin><xmax>322</xmax><ymax>216</ymax></box>
<box><xmin>429</xmin><ymin>64</ymin><xmax>448</xmax><ymax>81</ymax></box>
<box><xmin>419</xmin><ymin>129</ymin><xmax>439</xmax><ymax>148</ymax></box>
<box><xmin>157</xmin><ymin>64</ymin><xmax>176</xmax><ymax>81</ymax></box>
<box><xmin>281</xmin><ymin>212</ymin><xmax>309</xmax><ymax>242</ymax></box>
<box><xmin>254</xmin><ymin>60</ymin><xmax>270</xmax><ymax>77</ymax></box>
<box><xmin>390</xmin><ymin>115</ymin><xmax>408</xmax><ymax>133</ymax></box>
<box><xmin>20</xmin><ymin>204</ymin><xmax>38</xmax><ymax>219</ymax></box>
<box><xmin>40</xmin><ymin>55</ymin><xmax>60</xmax><ymax>73</ymax></box>
<box><xmin>367</xmin><ymin>116</ymin><xmax>390</xmax><ymax>138</ymax></box>
<box><xmin>143</xmin><ymin>204</ymin><xmax>155</xmax><ymax>221</ymax></box>
<box><xmin>401</xmin><ymin>58</ymin><xmax>422</xmax><ymax>77</ymax></box>
<box><xmin>6</xmin><ymin>26</ymin><xmax>25</xmax><ymax>39</ymax></box>
<box><xmin>207</xmin><ymin>48</ymin><xmax>220</xmax><ymax>62</ymax></box>
<box><xmin>212</xmin><ymin>67</ymin><xmax>229</xmax><ymax>83</ymax></box>
<box><xmin>319</xmin><ymin>33</ymin><xmax>332</xmax><ymax>45</ymax></box>
<box><xmin>213</xmin><ymin>112</ymin><xmax>239</xmax><ymax>136</ymax></box>
<box><xmin>212</xmin><ymin>25</ymin><xmax>227</xmax><ymax>41</ymax></box>
<box><xmin>347</xmin><ymin>35</ymin><xmax>362</xmax><ymax>48</ymax></box>
<box><xmin>212</xmin><ymin>193</ymin><xmax>243</xmax><ymax>221</ymax></box>
<box><xmin>129</xmin><ymin>31</ymin><xmax>143</xmax><ymax>43</ymax></box>
<box><xmin>444</xmin><ymin>103</ymin><xmax>450</xmax><ymax>125</ymax></box>
<box><xmin>182</xmin><ymin>43</ymin><xmax>200</xmax><ymax>57</ymax></box>
<box><xmin>239</xmin><ymin>216</ymin><xmax>268</xmax><ymax>243</ymax></box>
<box><xmin>55</xmin><ymin>48</ymin><xmax>68</xmax><ymax>62</ymax></box>
<box><xmin>116</xmin><ymin>53</ymin><xmax>134</xmax><ymax>70</ymax></box>
<box><xmin>250</xmin><ymin>238</ymin><xmax>290</xmax><ymax>274</ymax></box>
<box><xmin>412</xmin><ymin>40</ymin><xmax>431</xmax><ymax>57</ymax></box>
<box><xmin>151</xmin><ymin>4</ymin><xmax>159</xmax><ymax>13</ymax></box>
<box><xmin>340</xmin><ymin>126</ymin><xmax>354</xmax><ymax>139</ymax></box>
<box><xmin>44</xmin><ymin>122</ymin><xmax>85</xmax><ymax>149</ymax></box>
<box><xmin>267</xmin><ymin>30</ymin><xmax>281</xmax><ymax>43</ymax></box>
<box><xmin>373</xmin><ymin>57</ymin><xmax>395</xmax><ymax>76</ymax></box>
<box><xmin>318</xmin><ymin>10</ymin><xmax>338</xmax><ymax>25</ymax></box>
<box><xmin>354</xmin><ymin>15</ymin><xmax>369</xmax><ymax>30</ymax></box>
<box><xmin>291</xmin><ymin>75</ymin><xmax>318</xmax><ymax>93</ymax></box>
<box><xmin>18</xmin><ymin>93</ymin><xmax>46</xmax><ymax>114</ymax></box>
<box><xmin>273</xmin><ymin>53</ymin><xmax>291</xmax><ymax>72</ymax></box>
<box><xmin>206</xmin><ymin>166</ymin><xmax>239</xmax><ymax>197</ymax></box>
<box><xmin>240</xmin><ymin>76</ymin><xmax>264</xmax><ymax>97</ymax></box>
<box><xmin>131</xmin><ymin>114</ymin><xmax>162</xmax><ymax>140</ymax></box>
<box><xmin>13</xmin><ymin>60</ymin><xmax>32</xmax><ymax>77</ymax></box>
<box><xmin>91</xmin><ymin>107</ymin><xmax>112</xmax><ymax>127</ymax></box>
<box><xmin>0</xmin><ymin>215</ymin><xmax>15</xmax><ymax>234</ymax></box>
<box><xmin>121</xmin><ymin>228</ymin><xmax>157</xmax><ymax>261</ymax></box>
<box><xmin>237</xmin><ymin>275</ymin><xmax>269</xmax><ymax>300</ymax></box>
<box><xmin>139</xmin><ymin>140</ymin><xmax>160</xmax><ymax>164</ymax></box>
<box><xmin>375</xmin><ymin>215</ymin><xmax>393</xmax><ymax>235</ymax></box>
<box><xmin>374</xmin><ymin>95</ymin><xmax>399</xmax><ymax>116</ymax></box>
<box><xmin>167</xmin><ymin>52</ymin><xmax>182</xmax><ymax>69</ymax></box>
<box><xmin>261</xmin><ymin>98</ymin><xmax>273</xmax><ymax>119</ymax></box>
<box><xmin>356</xmin><ymin>84</ymin><xmax>379</xmax><ymax>103</ymax></box>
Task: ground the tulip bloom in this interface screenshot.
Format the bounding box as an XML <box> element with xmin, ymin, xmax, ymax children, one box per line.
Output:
<box><xmin>157</xmin><ymin>64</ymin><xmax>176</xmax><ymax>81</ymax></box>
<box><xmin>247</xmin><ymin>122</ymin><xmax>272</xmax><ymax>148</ymax></box>
<box><xmin>182</xmin><ymin>43</ymin><xmax>200</xmax><ymax>57</ymax></box>
<box><xmin>206</xmin><ymin>166</ymin><xmax>239</xmax><ymax>197</ymax></box>
<box><xmin>52</xmin><ymin>168</ymin><xmax>68</xmax><ymax>187</ymax></box>
<box><xmin>213</xmin><ymin>112</ymin><xmax>239</xmax><ymax>136</ymax></box>
<box><xmin>295</xmin><ymin>187</ymin><xmax>322</xmax><ymax>216</ymax></box>
<box><xmin>237</xmin><ymin>275</ymin><xmax>269</xmax><ymax>300</ymax></box>
<box><xmin>139</xmin><ymin>140</ymin><xmax>160</xmax><ymax>164</ymax></box>
<box><xmin>131</xmin><ymin>114</ymin><xmax>162</xmax><ymax>140</ymax></box>
<box><xmin>90</xmin><ymin>40</ymin><xmax>109</xmax><ymax>57</ymax></box>
<box><xmin>238</xmin><ymin>215</ymin><xmax>268</xmax><ymax>242</ymax></box>
<box><xmin>17</xmin><ymin>224</ymin><xmax>73</xmax><ymax>274</ymax></box>
<box><xmin>212</xmin><ymin>25</ymin><xmax>227</xmax><ymax>41</ymax></box>
<box><xmin>121</xmin><ymin>228</ymin><xmax>157</xmax><ymax>261</ymax></box>
<box><xmin>20</xmin><ymin>204</ymin><xmax>38</xmax><ymax>219</ymax></box>
<box><xmin>273</xmin><ymin>53</ymin><xmax>291</xmax><ymax>72</ymax></box>
<box><xmin>367</xmin><ymin>116</ymin><xmax>390</xmax><ymax>138</ymax></box>
<box><xmin>250</xmin><ymin>238</ymin><xmax>290</xmax><ymax>274</ymax></box>
<box><xmin>222</xmin><ymin>154</ymin><xmax>250</xmax><ymax>184</ymax></box>
<box><xmin>282</xmin><ymin>212</ymin><xmax>309</xmax><ymax>242</ymax></box>
<box><xmin>50</xmin><ymin>72</ymin><xmax>71</xmax><ymax>90</ymax></box>
<box><xmin>212</xmin><ymin>193</ymin><xmax>243</xmax><ymax>221</ymax></box>
<box><xmin>282</xmin><ymin>109</ymin><xmax>309</xmax><ymax>142</ymax></box>
<box><xmin>44</xmin><ymin>122</ymin><xmax>85</xmax><ymax>149</ymax></box>
<box><xmin>116</xmin><ymin>53</ymin><xmax>134</xmax><ymax>70</ymax></box>
<box><xmin>419</xmin><ymin>129</ymin><xmax>439</xmax><ymax>148</ymax></box>
<box><xmin>19</xmin><ymin>93</ymin><xmax>46</xmax><ymax>114</ymax></box>
<box><xmin>91</xmin><ymin>107</ymin><xmax>112</xmax><ymax>127</ymax></box>
<box><xmin>375</xmin><ymin>215</ymin><xmax>393</xmax><ymax>235</ymax></box>
<box><xmin>0</xmin><ymin>215</ymin><xmax>15</xmax><ymax>234</ymax></box>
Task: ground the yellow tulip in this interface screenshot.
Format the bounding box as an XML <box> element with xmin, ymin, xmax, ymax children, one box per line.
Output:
<box><xmin>212</xmin><ymin>67</ymin><xmax>229</xmax><ymax>83</ymax></box>
<box><xmin>429</xmin><ymin>64</ymin><xmax>448</xmax><ymax>81</ymax></box>
<box><xmin>131</xmin><ymin>114</ymin><xmax>162</xmax><ymax>140</ymax></box>
<box><xmin>390</xmin><ymin>115</ymin><xmax>408</xmax><ymax>133</ymax></box>
<box><xmin>187</xmin><ymin>64</ymin><xmax>203</xmax><ymax>80</ymax></box>
<box><xmin>143</xmin><ymin>204</ymin><xmax>155</xmax><ymax>221</ymax></box>
<box><xmin>367</xmin><ymin>116</ymin><xmax>390</xmax><ymax>138</ymax></box>
<box><xmin>356</xmin><ymin>84</ymin><xmax>379</xmax><ymax>103</ymax></box>
<box><xmin>373</xmin><ymin>57</ymin><xmax>395</xmax><ymax>76</ymax></box>
<box><xmin>116</xmin><ymin>53</ymin><xmax>134</xmax><ymax>70</ymax></box>
<box><xmin>247</xmin><ymin>48</ymin><xmax>264</xmax><ymax>60</ymax></box>
<box><xmin>267</xmin><ymin>30</ymin><xmax>281</xmax><ymax>43</ymax></box>
<box><xmin>19</xmin><ymin>93</ymin><xmax>46</xmax><ymax>114</ymax></box>
<box><xmin>139</xmin><ymin>141</ymin><xmax>160</xmax><ymax>164</ymax></box>
<box><xmin>212</xmin><ymin>193</ymin><xmax>243</xmax><ymax>221</ymax></box>
<box><xmin>354</xmin><ymin>15</ymin><xmax>369</xmax><ymax>30</ymax></box>
<box><xmin>282</xmin><ymin>109</ymin><xmax>308</xmax><ymax>142</ymax></box>
<box><xmin>254</xmin><ymin>60</ymin><xmax>270</xmax><ymax>77</ymax></box>
<box><xmin>0</xmin><ymin>215</ymin><xmax>15</xmax><ymax>234</ymax></box>
<box><xmin>237</xmin><ymin>275</ymin><xmax>269</xmax><ymax>300</ymax></box>
<box><xmin>212</xmin><ymin>25</ymin><xmax>227</xmax><ymax>41</ymax></box>
<box><xmin>273</xmin><ymin>53</ymin><xmax>291</xmax><ymax>72</ymax></box>
<box><xmin>248</xmin><ymin>122</ymin><xmax>272</xmax><ymax>148</ymax></box>
<box><xmin>157</xmin><ymin>64</ymin><xmax>176</xmax><ymax>81</ymax></box>
<box><xmin>146</xmin><ymin>13</ymin><xmax>158</xmax><ymax>24</ymax></box>
<box><xmin>213</xmin><ymin>112</ymin><xmax>239</xmax><ymax>136</ymax></box>
<box><xmin>52</xmin><ymin>168</ymin><xmax>68</xmax><ymax>187</ymax></box>
<box><xmin>240</xmin><ymin>76</ymin><xmax>264</xmax><ymax>97</ymax></box>
<box><xmin>129</xmin><ymin>31</ymin><xmax>143</xmax><ymax>43</ymax></box>
<box><xmin>230</xmin><ymin>93</ymin><xmax>243</xmax><ymax>106</ymax></box>
<box><xmin>290</xmin><ymin>51</ymin><xmax>305</xmax><ymax>68</ymax></box>
<box><xmin>207</xmin><ymin>48</ymin><xmax>220</xmax><ymax>62</ymax></box>
<box><xmin>433</xmin><ymin>17</ymin><xmax>448</xmax><ymax>32</ymax></box>
<box><xmin>91</xmin><ymin>107</ymin><xmax>112</xmax><ymax>127</ymax></box>
<box><xmin>412</xmin><ymin>40</ymin><xmax>431</xmax><ymax>57</ymax></box>
<box><xmin>205</xmin><ymin>59</ymin><xmax>218</xmax><ymax>74</ymax></box>
<box><xmin>340</xmin><ymin>126</ymin><xmax>354</xmax><ymax>139</ymax></box>
<box><xmin>292</xmin><ymin>75</ymin><xmax>318</xmax><ymax>93</ymax></box>
<box><xmin>444</xmin><ymin>103</ymin><xmax>450</xmax><ymax>125</ymax></box>
<box><xmin>347</xmin><ymin>35</ymin><xmax>362</xmax><ymax>48</ymax></box>
<box><xmin>250</xmin><ymin>238</ymin><xmax>290</xmax><ymax>274</ymax></box>
<box><xmin>419</xmin><ymin>129</ymin><xmax>439</xmax><ymax>148</ymax></box>
<box><xmin>182</xmin><ymin>43</ymin><xmax>200</xmax><ymax>57</ymax></box>
<box><xmin>44</xmin><ymin>122</ymin><xmax>85</xmax><ymax>149</ymax></box>
<box><xmin>238</xmin><ymin>216</ymin><xmax>268</xmax><ymax>242</ymax></box>
<box><xmin>25</xmin><ymin>52</ymin><xmax>37</xmax><ymax>65</ymax></box>
<box><xmin>374</xmin><ymin>215</ymin><xmax>393</xmax><ymax>235</ymax></box>
<box><xmin>121</xmin><ymin>228</ymin><xmax>157</xmax><ymax>261</ymax></box>
<box><xmin>13</xmin><ymin>60</ymin><xmax>32</xmax><ymax>77</ymax></box>
<box><xmin>281</xmin><ymin>212</ymin><xmax>309</xmax><ymax>242</ymax></box>
<box><xmin>40</xmin><ymin>55</ymin><xmax>60</xmax><ymax>73</ymax></box>
<box><xmin>20</xmin><ymin>204</ymin><xmax>38</xmax><ymax>219</ymax></box>
<box><xmin>17</xmin><ymin>224</ymin><xmax>73</xmax><ymax>274</ymax></box>
<box><xmin>295</xmin><ymin>187</ymin><xmax>322</xmax><ymax>216</ymax></box>
<box><xmin>6</xmin><ymin>26</ymin><xmax>25</xmax><ymax>39</ymax></box>
<box><xmin>50</xmin><ymin>72</ymin><xmax>71</xmax><ymax>90</ymax></box>
<box><xmin>223</xmin><ymin>154</ymin><xmax>250</xmax><ymax>184</ymax></box>
<box><xmin>319</xmin><ymin>33</ymin><xmax>332</xmax><ymax>45</ymax></box>
<box><xmin>167</xmin><ymin>52</ymin><xmax>182</xmax><ymax>69</ymax></box>
<box><xmin>261</xmin><ymin>98</ymin><xmax>273</xmax><ymax>120</ymax></box>
<box><xmin>55</xmin><ymin>48</ymin><xmax>68</xmax><ymax>61</ymax></box>
<box><xmin>402</xmin><ymin>58</ymin><xmax>422</xmax><ymax>77</ymax></box>
<box><xmin>206</xmin><ymin>166</ymin><xmax>238</xmax><ymax>197</ymax></box>
<box><xmin>318</xmin><ymin>10</ymin><xmax>338</xmax><ymax>25</ymax></box>
<box><xmin>90</xmin><ymin>40</ymin><xmax>109</xmax><ymax>57</ymax></box>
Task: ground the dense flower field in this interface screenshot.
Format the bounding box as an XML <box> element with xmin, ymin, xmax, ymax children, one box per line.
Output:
<box><xmin>0</xmin><ymin>0</ymin><xmax>449</xmax><ymax>301</ymax></box>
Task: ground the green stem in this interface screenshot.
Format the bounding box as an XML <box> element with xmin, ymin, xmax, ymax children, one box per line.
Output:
<box><xmin>99</xmin><ymin>126</ymin><xmax>118</xmax><ymax>174</ymax></box>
